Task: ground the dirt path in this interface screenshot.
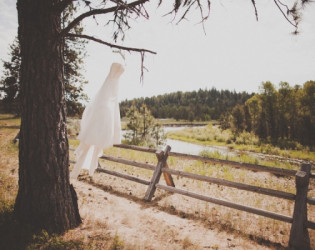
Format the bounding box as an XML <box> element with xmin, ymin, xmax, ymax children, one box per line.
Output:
<box><xmin>69</xmin><ymin>179</ymin><xmax>273</xmax><ymax>249</ymax></box>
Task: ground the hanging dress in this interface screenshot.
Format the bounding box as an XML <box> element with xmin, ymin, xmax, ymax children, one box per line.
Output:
<box><xmin>70</xmin><ymin>62</ymin><xmax>124</xmax><ymax>179</ymax></box>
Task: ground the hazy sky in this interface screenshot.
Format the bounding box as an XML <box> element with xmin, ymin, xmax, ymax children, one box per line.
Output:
<box><xmin>1</xmin><ymin>0</ymin><xmax>315</xmax><ymax>102</ymax></box>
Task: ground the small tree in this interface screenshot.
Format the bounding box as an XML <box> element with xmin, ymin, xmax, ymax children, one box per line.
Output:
<box><xmin>151</xmin><ymin>123</ymin><xmax>166</xmax><ymax>147</ymax></box>
<box><xmin>231</xmin><ymin>104</ymin><xmax>246</xmax><ymax>133</ymax></box>
<box><xmin>125</xmin><ymin>102</ymin><xmax>142</xmax><ymax>145</ymax></box>
<box><xmin>124</xmin><ymin>103</ymin><xmax>165</xmax><ymax>147</ymax></box>
<box><xmin>139</xmin><ymin>104</ymin><xmax>154</xmax><ymax>139</ymax></box>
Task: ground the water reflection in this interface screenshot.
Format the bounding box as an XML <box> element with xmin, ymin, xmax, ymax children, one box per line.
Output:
<box><xmin>165</xmin><ymin>138</ymin><xmax>234</xmax><ymax>156</ymax></box>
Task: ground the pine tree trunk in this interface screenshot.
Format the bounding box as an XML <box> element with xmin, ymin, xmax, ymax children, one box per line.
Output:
<box><xmin>14</xmin><ymin>0</ymin><xmax>81</xmax><ymax>233</ymax></box>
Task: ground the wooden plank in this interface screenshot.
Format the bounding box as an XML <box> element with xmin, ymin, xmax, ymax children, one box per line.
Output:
<box><xmin>307</xmin><ymin>197</ymin><xmax>315</xmax><ymax>205</ymax></box>
<box><xmin>100</xmin><ymin>155</ymin><xmax>155</xmax><ymax>171</ymax></box>
<box><xmin>307</xmin><ymin>221</ymin><xmax>315</xmax><ymax>230</ymax></box>
<box><xmin>144</xmin><ymin>146</ymin><xmax>171</xmax><ymax>201</ymax></box>
<box><xmin>163</xmin><ymin>163</ymin><xmax>175</xmax><ymax>187</ymax></box>
<box><xmin>113</xmin><ymin>144</ymin><xmax>156</xmax><ymax>154</ymax></box>
<box><xmin>72</xmin><ymin>145</ymin><xmax>315</xmax><ymax>179</ymax></box>
<box><xmin>96</xmin><ymin>167</ymin><xmax>150</xmax><ymax>185</ymax></box>
<box><xmin>162</xmin><ymin>168</ymin><xmax>295</xmax><ymax>200</ymax></box>
<box><xmin>156</xmin><ymin>184</ymin><xmax>293</xmax><ymax>224</ymax></box>
<box><xmin>168</xmin><ymin>151</ymin><xmax>297</xmax><ymax>177</ymax></box>
<box><xmin>289</xmin><ymin>164</ymin><xmax>311</xmax><ymax>249</ymax></box>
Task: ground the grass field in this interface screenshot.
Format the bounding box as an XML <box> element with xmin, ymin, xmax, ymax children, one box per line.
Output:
<box><xmin>1</xmin><ymin>114</ymin><xmax>315</xmax><ymax>249</ymax></box>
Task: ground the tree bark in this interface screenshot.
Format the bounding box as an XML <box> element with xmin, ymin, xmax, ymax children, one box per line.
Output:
<box><xmin>14</xmin><ymin>0</ymin><xmax>81</xmax><ymax>233</ymax></box>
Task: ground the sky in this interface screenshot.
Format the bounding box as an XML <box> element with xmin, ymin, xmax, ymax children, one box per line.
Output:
<box><xmin>0</xmin><ymin>0</ymin><xmax>315</xmax><ymax>102</ymax></box>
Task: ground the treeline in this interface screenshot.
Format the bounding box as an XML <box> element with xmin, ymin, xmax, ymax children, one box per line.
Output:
<box><xmin>229</xmin><ymin>81</ymin><xmax>315</xmax><ymax>147</ymax></box>
<box><xmin>120</xmin><ymin>88</ymin><xmax>253</xmax><ymax>121</ymax></box>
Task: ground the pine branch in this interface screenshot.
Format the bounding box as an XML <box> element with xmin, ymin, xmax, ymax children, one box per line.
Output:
<box><xmin>164</xmin><ymin>0</ymin><xmax>211</xmax><ymax>25</ymax></box>
<box><xmin>66</xmin><ymin>33</ymin><xmax>156</xmax><ymax>54</ymax></box>
<box><xmin>251</xmin><ymin>0</ymin><xmax>258</xmax><ymax>21</ymax></box>
<box><xmin>273</xmin><ymin>0</ymin><xmax>298</xmax><ymax>29</ymax></box>
<box><xmin>53</xmin><ymin>0</ymin><xmax>76</xmax><ymax>13</ymax></box>
<box><xmin>65</xmin><ymin>33</ymin><xmax>156</xmax><ymax>82</ymax></box>
<box><xmin>59</xmin><ymin>0</ymin><xmax>149</xmax><ymax>38</ymax></box>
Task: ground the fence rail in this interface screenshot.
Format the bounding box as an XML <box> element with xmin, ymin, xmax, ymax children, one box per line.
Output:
<box><xmin>70</xmin><ymin>144</ymin><xmax>315</xmax><ymax>249</ymax></box>
<box><xmin>161</xmin><ymin>167</ymin><xmax>296</xmax><ymax>200</ymax></box>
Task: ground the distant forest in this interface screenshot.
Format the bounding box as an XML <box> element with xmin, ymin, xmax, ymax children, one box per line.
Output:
<box><xmin>228</xmin><ymin>81</ymin><xmax>315</xmax><ymax>147</ymax></box>
<box><xmin>120</xmin><ymin>88</ymin><xmax>253</xmax><ymax>121</ymax></box>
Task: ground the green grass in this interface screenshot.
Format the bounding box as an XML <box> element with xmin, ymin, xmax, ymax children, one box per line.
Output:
<box><xmin>167</xmin><ymin>124</ymin><xmax>315</xmax><ymax>162</ymax></box>
<box><xmin>156</xmin><ymin>118</ymin><xmax>211</xmax><ymax>125</ymax></box>
<box><xmin>199</xmin><ymin>150</ymin><xmax>298</xmax><ymax>171</ymax></box>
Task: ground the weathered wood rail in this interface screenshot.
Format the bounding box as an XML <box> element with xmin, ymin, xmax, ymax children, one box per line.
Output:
<box><xmin>70</xmin><ymin>144</ymin><xmax>315</xmax><ymax>249</ymax></box>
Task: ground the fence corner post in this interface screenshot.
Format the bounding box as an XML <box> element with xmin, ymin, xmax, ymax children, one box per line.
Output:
<box><xmin>144</xmin><ymin>145</ymin><xmax>171</xmax><ymax>202</ymax></box>
<box><xmin>289</xmin><ymin>163</ymin><xmax>311</xmax><ymax>250</ymax></box>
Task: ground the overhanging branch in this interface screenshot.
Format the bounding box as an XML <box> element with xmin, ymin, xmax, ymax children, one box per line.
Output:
<box><xmin>59</xmin><ymin>0</ymin><xmax>149</xmax><ymax>38</ymax></box>
<box><xmin>251</xmin><ymin>0</ymin><xmax>258</xmax><ymax>21</ymax></box>
<box><xmin>273</xmin><ymin>0</ymin><xmax>298</xmax><ymax>29</ymax></box>
<box><xmin>66</xmin><ymin>33</ymin><xmax>156</xmax><ymax>82</ymax></box>
<box><xmin>66</xmin><ymin>33</ymin><xmax>157</xmax><ymax>54</ymax></box>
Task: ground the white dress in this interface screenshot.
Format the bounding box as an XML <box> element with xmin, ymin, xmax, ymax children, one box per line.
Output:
<box><xmin>70</xmin><ymin>63</ymin><xmax>124</xmax><ymax>179</ymax></box>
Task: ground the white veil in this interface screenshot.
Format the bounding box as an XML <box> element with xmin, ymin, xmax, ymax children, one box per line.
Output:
<box><xmin>70</xmin><ymin>63</ymin><xmax>124</xmax><ymax>179</ymax></box>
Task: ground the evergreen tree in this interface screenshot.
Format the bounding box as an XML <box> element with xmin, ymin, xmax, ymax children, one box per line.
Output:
<box><xmin>124</xmin><ymin>103</ymin><xmax>165</xmax><ymax>147</ymax></box>
<box><xmin>230</xmin><ymin>80</ymin><xmax>315</xmax><ymax>148</ymax></box>
<box><xmin>125</xmin><ymin>102</ymin><xmax>142</xmax><ymax>145</ymax></box>
<box><xmin>0</xmin><ymin>38</ymin><xmax>21</xmax><ymax>114</ymax></box>
<box><xmin>299</xmin><ymin>81</ymin><xmax>315</xmax><ymax>146</ymax></box>
<box><xmin>245</xmin><ymin>95</ymin><xmax>261</xmax><ymax>133</ymax></box>
<box><xmin>151</xmin><ymin>123</ymin><xmax>166</xmax><ymax>147</ymax></box>
<box><xmin>62</xmin><ymin>3</ymin><xmax>88</xmax><ymax>116</ymax></box>
<box><xmin>0</xmin><ymin>3</ymin><xmax>88</xmax><ymax>116</ymax></box>
<box><xmin>231</xmin><ymin>104</ymin><xmax>245</xmax><ymax>132</ymax></box>
<box><xmin>120</xmin><ymin>88</ymin><xmax>253</xmax><ymax>121</ymax></box>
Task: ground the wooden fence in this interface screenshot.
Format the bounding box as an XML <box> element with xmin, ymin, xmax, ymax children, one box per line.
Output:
<box><xmin>70</xmin><ymin>144</ymin><xmax>315</xmax><ymax>249</ymax></box>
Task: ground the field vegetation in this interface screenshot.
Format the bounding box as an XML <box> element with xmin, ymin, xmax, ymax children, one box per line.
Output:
<box><xmin>167</xmin><ymin>123</ymin><xmax>315</xmax><ymax>163</ymax></box>
<box><xmin>0</xmin><ymin>114</ymin><xmax>130</xmax><ymax>249</ymax></box>
<box><xmin>69</xmin><ymin>140</ymin><xmax>315</xmax><ymax>249</ymax></box>
<box><xmin>1</xmin><ymin>113</ymin><xmax>315</xmax><ymax>249</ymax></box>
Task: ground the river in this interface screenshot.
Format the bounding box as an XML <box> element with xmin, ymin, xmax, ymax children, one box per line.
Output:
<box><xmin>163</xmin><ymin>127</ymin><xmax>236</xmax><ymax>156</ymax></box>
<box><xmin>122</xmin><ymin>126</ymin><xmax>309</xmax><ymax>165</ymax></box>
<box><xmin>122</xmin><ymin>126</ymin><xmax>236</xmax><ymax>156</ymax></box>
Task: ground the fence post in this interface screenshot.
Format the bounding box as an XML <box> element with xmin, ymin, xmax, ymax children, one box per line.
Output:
<box><xmin>144</xmin><ymin>145</ymin><xmax>171</xmax><ymax>201</ymax></box>
<box><xmin>289</xmin><ymin>163</ymin><xmax>311</xmax><ymax>250</ymax></box>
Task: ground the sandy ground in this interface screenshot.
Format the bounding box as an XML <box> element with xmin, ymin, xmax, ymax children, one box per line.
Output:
<box><xmin>1</xmin><ymin>115</ymin><xmax>313</xmax><ymax>249</ymax></box>
<box><xmin>69</xmin><ymin>177</ymin><xmax>278</xmax><ymax>250</ymax></box>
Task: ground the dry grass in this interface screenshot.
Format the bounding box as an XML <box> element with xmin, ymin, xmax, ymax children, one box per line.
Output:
<box><xmin>1</xmin><ymin>114</ymin><xmax>315</xmax><ymax>249</ymax></box>
<box><xmin>69</xmin><ymin>139</ymin><xmax>315</xmax><ymax>249</ymax></box>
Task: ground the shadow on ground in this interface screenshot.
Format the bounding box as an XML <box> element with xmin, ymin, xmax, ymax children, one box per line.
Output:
<box><xmin>80</xmin><ymin>175</ymin><xmax>287</xmax><ymax>250</ymax></box>
<box><xmin>0</xmin><ymin>204</ymin><xmax>84</xmax><ymax>250</ymax></box>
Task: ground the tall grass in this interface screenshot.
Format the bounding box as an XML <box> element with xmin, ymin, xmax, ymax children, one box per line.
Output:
<box><xmin>199</xmin><ymin>150</ymin><xmax>298</xmax><ymax>171</ymax></box>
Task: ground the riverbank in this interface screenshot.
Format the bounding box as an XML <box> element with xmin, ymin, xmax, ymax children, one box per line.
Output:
<box><xmin>166</xmin><ymin>125</ymin><xmax>315</xmax><ymax>164</ymax></box>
